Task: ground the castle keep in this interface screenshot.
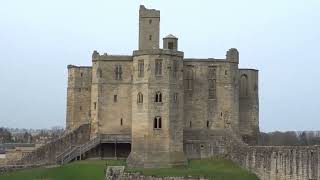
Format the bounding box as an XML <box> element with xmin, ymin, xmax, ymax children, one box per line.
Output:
<box><xmin>11</xmin><ymin>6</ymin><xmax>320</xmax><ymax>180</ymax></box>
<box><xmin>66</xmin><ymin>5</ymin><xmax>259</xmax><ymax>167</ymax></box>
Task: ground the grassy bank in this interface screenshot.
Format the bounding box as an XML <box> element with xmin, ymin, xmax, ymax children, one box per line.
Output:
<box><xmin>0</xmin><ymin>159</ymin><xmax>258</xmax><ymax>180</ymax></box>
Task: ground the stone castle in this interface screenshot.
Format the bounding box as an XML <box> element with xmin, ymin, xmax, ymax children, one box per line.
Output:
<box><xmin>66</xmin><ymin>5</ymin><xmax>258</xmax><ymax>167</ymax></box>
<box><xmin>10</xmin><ymin>6</ymin><xmax>320</xmax><ymax>180</ymax></box>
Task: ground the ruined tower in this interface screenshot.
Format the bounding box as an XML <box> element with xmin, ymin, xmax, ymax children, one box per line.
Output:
<box><xmin>66</xmin><ymin>65</ymin><xmax>92</xmax><ymax>131</ymax></box>
<box><xmin>239</xmin><ymin>69</ymin><xmax>259</xmax><ymax>144</ymax></box>
<box><xmin>127</xmin><ymin>5</ymin><xmax>187</xmax><ymax>168</ymax></box>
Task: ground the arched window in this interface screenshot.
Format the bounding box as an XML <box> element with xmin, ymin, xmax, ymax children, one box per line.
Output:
<box><xmin>206</xmin><ymin>121</ymin><xmax>209</xmax><ymax>128</ymax></box>
<box><xmin>155</xmin><ymin>91</ymin><xmax>162</xmax><ymax>102</ymax></box>
<box><xmin>154</xmin><ymin>116</ymin><xmax>162</xmax><ymax>129</ymax></box>
<box><xmin>120</xmin><ymin>118</ymin><xmax>123</xmax><ymax>126</ymax></box>
<box><xmin>137</xmin><ymin>92</ymin><xmax>143</xmax><ymax>103</ymax></box>
<box><xmin>240</xmin><ymin>74</ymin><xmax>248</xmax><ymax>97</ymax></box>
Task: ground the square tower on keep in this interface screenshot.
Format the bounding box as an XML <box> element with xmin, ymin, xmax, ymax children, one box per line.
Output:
<box><xmin>139</xmin><ymin>5</ymin><xmax>160</xmax><ymax>50</ymax></box>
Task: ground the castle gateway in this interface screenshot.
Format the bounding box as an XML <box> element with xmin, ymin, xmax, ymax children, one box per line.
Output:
<box><xmin>66</xmin><ymin>5</ymin><xmax>259</xmax><ymax>168</ymax></box>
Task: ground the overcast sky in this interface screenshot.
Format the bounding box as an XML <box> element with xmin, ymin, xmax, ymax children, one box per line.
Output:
<box><xmin>0</xmin><ymin>0</ymin><xmax>319</xmax><ymax>132</ymax></box>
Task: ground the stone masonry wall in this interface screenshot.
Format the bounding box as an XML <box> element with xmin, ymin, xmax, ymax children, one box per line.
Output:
<box><xmin>91</xmin><ymin>55</ymin><xmax>133</xmax><ymax>136</ymax></box>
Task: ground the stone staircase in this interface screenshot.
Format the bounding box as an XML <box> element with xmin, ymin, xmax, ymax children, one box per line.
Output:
<box><xmin>9</xmin><ymin>124</ymin><xmax>91</xmax><ymax>166</ymax></box>
<box><xmin>56</xmin><ymin>136</ymin><xmax>101</xmax><ymax>165</ymax></box>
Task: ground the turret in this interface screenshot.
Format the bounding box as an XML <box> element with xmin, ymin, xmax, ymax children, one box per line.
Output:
<box><xmin>163</xmin><ymin>34</ymin><xmax>178</xmax><ymax>51</ymax></box>
<box><xmin>226</xmin><ymin>48</ymin><xmax>239</xmax><ymax>64</ymax></box>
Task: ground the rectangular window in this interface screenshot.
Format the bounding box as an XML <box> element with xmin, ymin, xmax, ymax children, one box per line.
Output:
<box><xmin>115</xmin><ymin>65</ymin><xmax>122</xmax><ymax>80</ymax></box>
<box><xmin>155</xmin><ymin>59</ymin><xmax>162</xmax><ymax>76</ymax></box>
<box><xmin>172</xmin><ymin>61</ymin><xmax>178</xmax><ymax>78</ymax></box>
<box><xmin>208</xmin><ymin>66</ymin><xmax>216</xmax><ymax>79</ymax></box>
<box><xmin>208</xmin><ymin>79</ymin><xmax>216</xmax><ymax>99</ymax></box>
<box><xmin>138</xmin><ymin>60</ymin><xmax>144</xmax><ymax>77</ymax></box>
<box><xmin>114</xmin><ymin>95</ymin><xmax>117</xmax><ymax>102</ymax></box>
<box><xmin>208</xmin><ymin>66</ymin><xmax>217</xmax><ymax>99</ymax></box>
<box><xmin>173</xmin><ymin>93</ymin><xmax>178</xmax><ymax>103</ymax></box>
<box><xmin>168</xmin><ymin>42</ymin><xmax>174</xmax><ymax>50</ymax></box>
<box><xmin>184</xmin><ymin>68</ymin><xmax>193</xmax><ymax>90</ymax></box>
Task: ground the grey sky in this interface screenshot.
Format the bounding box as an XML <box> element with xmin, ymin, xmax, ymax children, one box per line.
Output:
<box><xmin>0</xmin><ymin>0</ymin><xmax>319</xmax><ymax>132</ymax></box>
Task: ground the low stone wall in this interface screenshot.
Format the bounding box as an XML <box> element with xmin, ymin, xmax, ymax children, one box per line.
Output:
<box><xmin>184</xmin><ymin>129</ymin><xmax>320</xmax><ymax>180</ymax></box>
<box><xmin>111</xmin><ymin>173</ymin><xmax>208</xmax><ymax>180</ymax></box>
<box><xmin>0</xmin><ymin>164</ymin><xmax>45</xmax><ymax>174</ymax></box>
<box><xmin>7</xmin><ymin>124</ymin><xmax>90</xmax><ymax>165</ymax></box>
<box><xmin>105</xmin><ymin>166</ymin><xmax>208</xmax><ymax>180</ymax></box>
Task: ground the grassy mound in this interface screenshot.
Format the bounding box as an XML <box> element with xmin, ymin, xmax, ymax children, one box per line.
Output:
<box><xmin>0</xmin><ymin>159</ymin><xmax>258</xmax><ymax>180</ymax></box>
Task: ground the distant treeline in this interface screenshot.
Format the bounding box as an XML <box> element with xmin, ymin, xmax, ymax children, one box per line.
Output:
<box><xmin>258</xmin><ymin>131</ymin><xmax>320</xmax><ymax>146</ymax></box>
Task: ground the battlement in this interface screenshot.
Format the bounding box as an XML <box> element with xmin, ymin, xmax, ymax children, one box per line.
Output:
<box><xmin>67</xmin><ymin>65</ymin><xmax>92</xmax><ymax>69</ymax></box>
<box><xmin>91</xmin><ymin>50</ymin><xmax>132</xmax><ymax>61</ymax></box>
<box><xmin>133</xmin><ymin>49</ymin><xmax>184</xmax><ymax>57</ymax></box>
<box><xmin>183</xmin><ymin>58</ymin><xmax>226</xmax><ymax>62</ymax></box>
<box><xmin>239</xmin><ymin>68</ymin><xmax>258</xmax><ymax>71</ymax></box>
<box><xmin>139</xmin><ymin>5</ymin><xmax>160</xmax><ymax>18</ymax></box>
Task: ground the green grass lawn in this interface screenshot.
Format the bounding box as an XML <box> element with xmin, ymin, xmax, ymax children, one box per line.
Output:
<box><xmin>0</xmin><ymin>159</ymin><xmax>258</xmax><ymax>180</ymax></box>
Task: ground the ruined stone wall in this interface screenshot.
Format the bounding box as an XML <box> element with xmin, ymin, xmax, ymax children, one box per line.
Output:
<box><xmin>11</xmin><ymin>124</ymin><xmax>90</xmax><ymax>165</ymax></box>
<box><xmin>239</xmin><ymin>69</ymin><xmax>259</xmax><ymax>144</ymax></box>
<box><xmin>66</xmin><ymin>65</ymin><xmax>92</xmax><ymax>131</ymax></box>
<box><xmin>232</xmin><ymin>145</ymin><xmax>320</xmax><ymax>180</ymax></box>
<box><xmin>107</xmin><ymin>173</ymin><xmax>208</xmax><ymax>180</ymax></box>
<box><xmin>91</xmin><ymin>54</ymin><xmax>133</xmax><ymax>136</ymax></box>
<box><xmin>183</xmin><ymin>129</ymin><xmax>246</xmax><ymax>159</ymax></box>
<box><xmin>184</xmin><ymin>129</ymin><xmax>320</xmax><ymax>180</ymax></box>
<box><xmin>105</xmin><ymin>166</ymin><xmax>208</xmax><ymax>180</ymax></box>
